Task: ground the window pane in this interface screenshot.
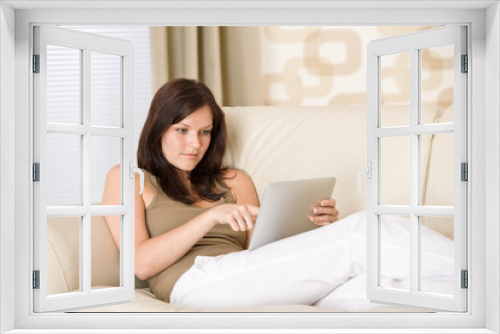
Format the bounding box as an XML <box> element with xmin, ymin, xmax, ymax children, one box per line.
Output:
<box><xmin>379</xmin><ymin>214</ymin><xmax>411</xmax><ymax>291</ymax></box>
<box><xmin>91</xmin><ymin>52</ymin><xmax>122</xmax><ymax>128</ymax></box>
<box><xmin>46</xmin><ymin>45</ymin><xmax>81</xmax><ymax>125</ymax></box>
<box><xmin>381</xmin><ymin>136</ymin><xmax>410</xmax><ymax>205</ymax></box>
<box><xmin>90</xmin><ymin>136</ymin><xmax>121</xmax><ymax>205</ymax></box>
<box><xmin>92</xmin><ymin>215</ymin><xmax>121</xmax><ymax>290</ymax></box>
<box><xmin>380</xmin><ymin>52</ymin><xmax>410</xmax><ymax>127</ymax></box>
<box><xmin>46</xmin><ymin>133</ymin><xmax>81</xmax><ymax>206</ymax></box>
<box><xmin>422</xmin><ymin>133</ymin><xmax>454</xmax><ymax>206</ymax></box>
<box><xmin>47</xmin><ymin>216</ymin><xmax>80</xmax><ymax>295</ymax></box>
<box><xmin>420</xmin><ymin>216</ymin><xmax>454</xmax><ymax>296</ymax></box>
<box><xmin>420</xmin><ymin>44</ymin><xmax>454</xmax><ymax>124</ymax></box>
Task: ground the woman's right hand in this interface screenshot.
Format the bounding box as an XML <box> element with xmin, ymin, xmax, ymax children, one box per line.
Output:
<box><xmin>208</xmin><ymin>204</ymin><xmax>260</xmax><ymax>232</ymax></box>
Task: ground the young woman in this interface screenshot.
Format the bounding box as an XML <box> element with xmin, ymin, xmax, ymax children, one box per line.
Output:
<box><xmin>102</xmin><ymin>78</ymin><xmax>367</xmax><ymax>309</ymax></box>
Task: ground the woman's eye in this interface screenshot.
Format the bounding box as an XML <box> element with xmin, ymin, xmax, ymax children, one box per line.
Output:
<box><xmin>201</xmin><ymin>130</ymin><xmax>211</xmax><ymax>136</ymax></box>
<box><xmin>176</xmin><ymin>128</ymin><xmax>187</xmax><ymax>134</ymax></box>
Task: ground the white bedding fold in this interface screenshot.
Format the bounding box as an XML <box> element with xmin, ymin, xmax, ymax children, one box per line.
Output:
<box><xmin>313</xmin><ymin>211</ymin><xmax>455</xmax><ymax>311</ymax></box>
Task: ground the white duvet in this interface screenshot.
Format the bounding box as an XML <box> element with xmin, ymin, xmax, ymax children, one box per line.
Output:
<box><xmin>171</xmin><ymin>210</ymin><xmax>456</xmax><ymax>310</ymax></box>
<box><xmin>313</xmin><ymin>211</ymin><xmax>455</xmax><ymax>311</ymax></box>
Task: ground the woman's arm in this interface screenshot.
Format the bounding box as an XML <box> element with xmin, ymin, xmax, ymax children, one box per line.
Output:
<box><xmin>223</xmin><ymin>169</ymin><xmax>260</xmax><ymax>249</ymax></box>
<box><xmin>103</xmin><ymin>166</ymin><xmax>259</xmax><ymax>280</ymax></box>
<box><xmin>103</xmin><ymin>165</ymin><xmax>221</xmax><ymax>280</ymax></box>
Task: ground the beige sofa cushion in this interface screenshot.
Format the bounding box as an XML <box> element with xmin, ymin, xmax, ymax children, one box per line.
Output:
<box><xmin>47</xmin><ymin>216</ymin><xmax>121</xmax><ymax>294</ymax></box>
<box><xmin>223</xmin><ymin>105</ymin><xmax>366</xmax><ymax>217</ymax></box>
<box><xmin>222</xmin><ymin>105</ymin><xmax>439</xmax><ymax>218</ymax></box>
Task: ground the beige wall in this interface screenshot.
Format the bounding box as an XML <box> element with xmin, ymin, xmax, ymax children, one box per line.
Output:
<box><xmin>261</xmin><ymin>26</ymin><xmax>454</xmax><ymax>108</ymax></box>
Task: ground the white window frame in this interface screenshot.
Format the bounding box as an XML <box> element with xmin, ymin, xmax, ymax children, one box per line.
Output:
<box><xmin>1</xmin><ymin>1</ymin><xmax>499</xmax><ymax>333</ymax></box>
<box><xmin>32</xmin><ymin>25</ymin><xmax>136</xmax><ymax>312</ymax></box>
<box><xmin>366</xmin><ymin>26</ymin><xmax>468</xmax><ymax>312</ymax></box>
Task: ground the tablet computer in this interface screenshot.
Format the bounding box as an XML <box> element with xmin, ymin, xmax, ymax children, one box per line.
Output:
<box><xmin>247</xmin><ymin>176</ymin><xmax>337</xmax><ymax>251</ymax></box>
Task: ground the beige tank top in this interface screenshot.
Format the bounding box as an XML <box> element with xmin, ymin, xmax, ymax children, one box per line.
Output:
<box><xmin>143</xmin><ymin>170</ymin><xmax>246</xmax><ymax>303</ymax></box>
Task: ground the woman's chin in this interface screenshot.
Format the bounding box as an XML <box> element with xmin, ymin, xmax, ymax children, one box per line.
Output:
<box><xmin>180</xmin><ymin>164</ymin><xmax>198</xmax><ymax>173</ymax></box>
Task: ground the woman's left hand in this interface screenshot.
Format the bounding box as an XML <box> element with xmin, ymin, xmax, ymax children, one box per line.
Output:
<box><xmin>309</xmin><ymin>198</ymin><xmax>339</xmax><ymax>226</ymax></box>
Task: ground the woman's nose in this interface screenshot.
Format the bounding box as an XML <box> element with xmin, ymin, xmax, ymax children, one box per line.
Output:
<box><xmin>188</xmin><ymin>133</ymin><xmax>201</xmax><ymax>148</ymax></box>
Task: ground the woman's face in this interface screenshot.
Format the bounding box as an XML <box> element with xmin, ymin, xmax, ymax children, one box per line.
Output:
<box><xmin>161</xmin><ymin>105</ymin><xmax>213</xmax><ymax>173</ymax></box>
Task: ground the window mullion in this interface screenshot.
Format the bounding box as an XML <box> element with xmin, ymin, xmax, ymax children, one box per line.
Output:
<box><xmin>413</xmin><ymin>124</ymin><xmax>454</xmax><ymax>135</ymax></box>
<box><xmin>373</xmin><ymin>124</ymin><xmax>455</xmax><ymax>137</ymax></box>
<box><xmin>46</xmin><ymin>205</ymin><xmax>129</xmax><ymax>216</ymax></box>
<box><xmin>81</xmin><ymin>47</ymin><xmax>92</xmax><ymax>295</ymax></box>
<box><xmin>122</xmin><ymin>51</ymin><xmax>135</xmax><ymax>292</ymax></box>
<box><xmin>410</xmin><ymin>47</ymin><xmax>420</xmax><ymax>295</ymax></box>
<box><xmin>366</xmin><ymin>49</ymin><xmax>380</xmax><ymax>299</ymax></box>
<box><xmin>46</xmin><ymin>124</ymin><xmax>129</xmax><ymax>137</ymax></box>
<box><xmin>373</xmin><ymin>205</ymin><xmax>454</xmax><ymax>216</ymax></box>
<box><xmin>453</xmin><ymin>26</ymin><xmax>468</xmax><ymax>304</ymax></box>
<box><xmin>82</xmin><ymin>47</ymin><xmax>91</xmax><ymax>207</ymax></box>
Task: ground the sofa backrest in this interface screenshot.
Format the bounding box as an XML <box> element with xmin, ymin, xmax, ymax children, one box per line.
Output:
<box><xmin>46</xmin><ymin>216</ymin><xmax>121</xmax><ymax>294</ymax></box>
<box><xmin>222</xmin><ymin>105</ymin><xmax>441</xmax><ymax>219</ymax></box>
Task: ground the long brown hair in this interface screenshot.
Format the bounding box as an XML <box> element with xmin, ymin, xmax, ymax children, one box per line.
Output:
<box><xmin>137</xmin><ymin>78</ymin><xmax>227</xmax><ymax>204</ymax></box>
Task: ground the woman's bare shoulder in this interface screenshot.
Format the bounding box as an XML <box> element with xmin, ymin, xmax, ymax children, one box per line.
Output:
<box><xmin>223</xmin><ymin>168</ymin><xmax>258</xmax><ymax>205</ymax></box>
<box><xmin>223</xmin><ymin>168</ymin><xmax>252</xmax><ymax>185</ymax></box>
<box><xmin>106</xmin><ymin>164</ymin><xmax>121</xmax><ymax>182</ymax></box>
